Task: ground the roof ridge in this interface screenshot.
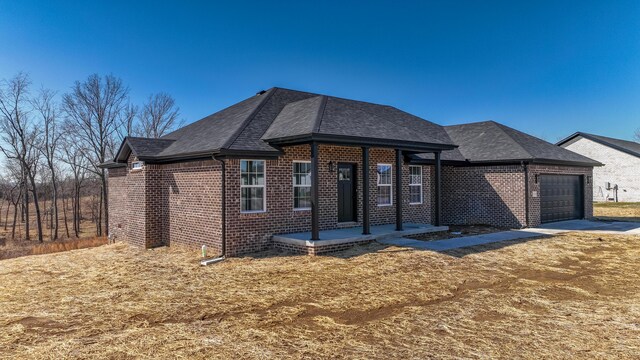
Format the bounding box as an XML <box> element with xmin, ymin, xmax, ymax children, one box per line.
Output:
<box><xmin>224</xmin><ymin>88</ymin><xmax>277</xmax><ymax>150</ymax></box>
<box><xmin>491</xmin><ymin>122</ymin><xmax>533</xmax><ymax>158</ymax></box>
<box><xmin>313</xmin><ymin>96</ymin><xmax>328</xmax><ymax>133</ymax></box>
<box><xmin>445</xmin><ymin>120</ymin><xmax>495</xmax><ymax>128</ymax></box>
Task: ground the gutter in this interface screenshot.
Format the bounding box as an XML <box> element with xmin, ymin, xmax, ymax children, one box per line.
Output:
<box><xmin>201</xmin><ymin>155</ymin><xmax>226</xmax><ymax>265</ymax></box>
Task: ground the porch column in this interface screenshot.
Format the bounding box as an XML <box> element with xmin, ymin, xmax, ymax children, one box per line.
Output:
<box><xmin>395</xmin><ymin>149</ymin><xmax>403</xmax><ymax>231</ymax></box>
<box><xmin>311</xmin><ymin>142</ymin><xmax>320</xmax><ymax>240</ymax></box>
<box><xmin>434</xmin><ymin>151</ymin><xmax>441</xmax><ymax>226</ymax></box>
<box><xmin>362</xmin><ymin>146</ymin><xmax>370</xmax><ymax>235</ymax></box>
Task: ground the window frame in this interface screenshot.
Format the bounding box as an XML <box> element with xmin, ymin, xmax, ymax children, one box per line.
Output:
<box><xmin>409</xmin><ymin>165</ymin><xmax>423</xmax><ymax>205</ymax></box>
<box><xmin>131</xmin><ymin>161</ymin><xmax>144</xmax><ymax>171</ymax></box>
<box><xmin>240</xmin><ymin>159</ymin><xmax>267</xmax><ymax>213</ymax></box>
<box><xmin>377</xmin><ymin>163</ymin><xmax>393</xmax><ymax>206</ymax></box>
<box><xmin>292</xmin><ymin>160</ymin><xmax>312</xmax><ymax>211</ymax></box>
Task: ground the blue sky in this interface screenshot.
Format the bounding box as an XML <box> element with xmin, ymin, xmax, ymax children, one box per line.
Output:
<box><xmin>0</xmin><ymin>0</ymin><xmax>638</xmax><ymax>141</ymax></box>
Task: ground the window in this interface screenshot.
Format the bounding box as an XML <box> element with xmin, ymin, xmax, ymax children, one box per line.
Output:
<box><xmin>131</xmin><ymin>161</ymin><xmax>144</xmax><ymax>171</ymax></box>
<box><xmin>377</xmin><ymin>164</ymin><xmax>392</xmax><ymax>206</ymax></box>
<box><xmin>409</xmin><ymin>166</ymin><xmax>422</xmax><ymax>204</ymax></box>
<box><xmin>293</xmin><ymin>161</ymin><xmax>311</xmax><ymax>210</ymax></box>
<box><xmin>240</xmin><ymin>160</ymin><xmax>265</xmax><ymax>212</ymax></box>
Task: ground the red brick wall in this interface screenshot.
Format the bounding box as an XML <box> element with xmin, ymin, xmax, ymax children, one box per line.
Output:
<box><xmin>441</xmin><ymin>165</ymin><xmax>527</xmax><ymax>228</ymax></box>
<box><xmin>108</xmin><ymin>144</ymin><xmax>434</xmax><ymax>256</ymax></box>
<box><xmin>107</xmin><ymin>167</ymin><xmax>128</xmax><ymax>242</ymax></box>
<box><xmin>161</xmin><ymin>160</ymin><xmax>223</xmax><ymax>251</ymax></box>
<box><xmin>108</xmin><ymin>155</ymin><xmax>223</xmax><ymax>251</ymax></box>
<box><xmin>223</xmin><ymin>144</ymin><xmax>434</xmax><ymax>256</ymax></box>
<box><xmin>440</xmin><ymin>164</ymin><xmax>594</xmax><ymax>228</ymax></box>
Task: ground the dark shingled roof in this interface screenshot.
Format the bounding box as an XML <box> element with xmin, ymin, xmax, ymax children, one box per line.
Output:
<box><xmin>557</xmin><ymin>132</ymin><xmax>640</xmax><ymax>159</ymax></box>
<box><xmin>415</xmin><ymin>121</ymin><xmax>601</xmax><ymax>166</ymax></box>
<box><xmin>115</xmin><ymin>137</ymin><xmax>176</xmax><ymax>162</ymax></box>
<box><xmin>262</xmin><ymin>94</ymin><xmax>454</xmax><ymax>146</ymax></box>
<box><xmin>111</xmin><ymin>87</ymin><xmax>457</xmax><ymax>163</ymax></box>
<box><xmin>106</xmin><ymin>88</ymin><xmax>599</xmax><ymax>168</ymax></box>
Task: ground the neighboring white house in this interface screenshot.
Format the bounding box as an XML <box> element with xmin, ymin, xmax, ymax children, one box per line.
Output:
<box><xmin>557</xmin><ymin>132</ymin><xmax>640</xmax><ymax>202</ymax></box>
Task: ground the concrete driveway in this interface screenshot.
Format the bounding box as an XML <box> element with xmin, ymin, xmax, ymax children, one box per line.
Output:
<box><xmin>378</xmin><ymin>219</ymin><xmax>640</xmax><ymax>251</ymax></box>
<box><xmin>525</xmin><ymin>219</ymin><xmax>640</xmax><ymax>235</ymax></box>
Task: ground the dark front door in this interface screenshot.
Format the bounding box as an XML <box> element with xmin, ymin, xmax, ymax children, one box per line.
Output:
<box><xmin>338</xmin><ymin>163</ymin><xmax>357</xmax><ymax>222</ymax></box>
<box><xmin>540</xmin><ymin>175</ymin><xmax>584</xmax><ymax>223</ymax></box>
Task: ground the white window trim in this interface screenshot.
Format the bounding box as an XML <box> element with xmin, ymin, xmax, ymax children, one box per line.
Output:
<box><xmin>409</xmin><ymin>165</ymin><xmax>423</xmax><ymax>205</ymax></box>
<box><xmin>293</xmin><ymin>160</ymin><xmax>312</xmax><ymax>211</ymax></box>
<box><xmin>131</xmin><ymin>161</ymin><xmax>144</xmax><ymax>171</ymax></box>
<box><xmin>240</xmin><ymin>159</ymin><xmax>267</xmax><ymax>214</ymax></box>
<box><xmin>377</xmin><ymin>163</ymin><xmax>393</xmax><ymax>207</ymax></box>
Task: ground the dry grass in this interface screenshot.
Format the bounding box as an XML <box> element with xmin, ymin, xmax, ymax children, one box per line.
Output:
<box><xmin>0</xmin><ymin>237</ymin><xmax>107</xmax><ymax>260</ymax></box>
<box><xmin>594</xmin><ymin>202</ymin><xmax>640</xmax><ymax>222</ymax></box>
<box><xmin>0</xmin><ymin>196</ymin><xmax>104</xmax><ymax>260</ymax></box>
<box><xmin>409</xmin><ymin>224</ymin><xmax>506</xmax><ymax>241</ymax></box>
<box><xmin>1</xmin><ymin>233</ymin><xmax>640</xmax><ymax>359</ymax></box>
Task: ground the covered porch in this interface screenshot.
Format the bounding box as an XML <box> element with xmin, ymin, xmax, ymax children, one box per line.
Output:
<box><xmin>273</xmin><ymin>223</ymin><xmax>449</xmax><ymax>255</ymax></box>
<box><xmin>307</xmin><ymin>140</ymin><xmax>447</xmax><ymax>240</ymax></box>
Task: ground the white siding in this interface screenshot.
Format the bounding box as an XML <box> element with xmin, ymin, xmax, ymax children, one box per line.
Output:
<box><xmin>563</xmin><ymin>137</ymin><xmax>640</xmax><ymax>202</ymax></box>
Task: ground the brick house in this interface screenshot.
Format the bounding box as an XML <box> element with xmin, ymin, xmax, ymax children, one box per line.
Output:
<box><xmin>557</xmin><ymin>132</ymin><xmax>640</xmax><ymax>202</ymax></box>
<box><xmin>101</xmin><ymin>88</ymin><xmax>599</xmax><ymax>256</ymax></box>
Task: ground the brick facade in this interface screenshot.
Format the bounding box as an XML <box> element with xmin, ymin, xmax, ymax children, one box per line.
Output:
<box><xmin>107</xmin><ymin>146</ymin><xmax>594</xmax><ymax>255</ymax></box>
<box><xmin>108</xmin><ymin>144</ymin><xmax>434</xmax><ymax>256</ymax></box>
<box><xmin>222</xmin><ymin>144</ymin><xmax>433</xmax><ymax>256</ymax></box>
<box><xmin>442</xmin><ymin>165</ymin><xmax>527</xmax><ymax>228</ymax></box>
<box><xmin>441</xmin><ymin>164</ymin><xmax>593</xmax><ymax>228</ymax></box>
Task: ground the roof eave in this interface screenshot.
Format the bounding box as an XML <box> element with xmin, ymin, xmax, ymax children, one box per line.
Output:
<box><xmin>264</xmin><ymin>133</ymin><xmax>458</xmax><ymax>152</ymax></box>
<box><xmin>411</xmin><ymin>157</ymin><xmax>601</xmax><ymax>167</ymax></box>
<box><xmin>557</xmin><ymin>132</ymin><xmax>640</xmax><ymax>159</ymax></box>
<box><xmin>98</xmin><ymin>161</ymin><xmax>127</xmax><ymax>169</ymax></box>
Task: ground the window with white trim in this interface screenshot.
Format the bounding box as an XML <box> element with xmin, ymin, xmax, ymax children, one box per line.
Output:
<box><xmin>293</xmin><ymin>161</ymin><xmax>311</xmax><ymax>210</ymax></box>
<box><xmin>131</xmin><ymin>161</ymin><xmax>144</xmax><ymax>171</ymax></box>
<box><xmin>409</xmin><ymin>165</ymin><xmax>422</xmax><ymax>204</ymax></box>
<box><xmin>240</xmin><ymin>160</ymin><xmax>265</xmax><ymax>212</ymax></box>
<box><xmin>377</xmin><ymin>164</ymin><xmax>392</xmax><ymax>206</ymax></box>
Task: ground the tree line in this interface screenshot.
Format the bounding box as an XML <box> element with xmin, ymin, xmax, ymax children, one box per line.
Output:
<box><xmin>0</xmin><ymin>73</ymin><xmax>182</xmax><ymax>242</ymax></box>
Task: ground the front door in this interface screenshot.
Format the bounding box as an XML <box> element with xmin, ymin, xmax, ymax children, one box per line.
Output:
<box><xmin>338</xmin><ymin>163</ymin><xmax>357</xmax><ymax>222</ymax></box>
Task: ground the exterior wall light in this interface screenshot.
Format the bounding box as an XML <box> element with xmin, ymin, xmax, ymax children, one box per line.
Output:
<box><xmin>328</xmin><ymin>161</ymin><xmax>335</xmax><ymax>172</ymax></box>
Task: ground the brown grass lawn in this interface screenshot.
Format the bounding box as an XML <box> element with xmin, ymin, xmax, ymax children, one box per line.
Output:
<box><xmin>0</xmin><ymin>197</ymin><xmax>105</xmax><ymax>260</ymax></box>
<box><xmin>1</xmin><ymin>233</ymin><xmax>640</xmax><ymax>359</ymax></box>
<box><xmin>594</xmin><ymin>202</ymin><xmax>640</xmax><ymax>222</ymax></box>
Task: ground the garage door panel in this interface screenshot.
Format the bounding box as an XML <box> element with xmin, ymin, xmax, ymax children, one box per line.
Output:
<box><xmin>540</xmin><ymin>175</ymin><xmax>583</xmax><ymax>223</ymax></box>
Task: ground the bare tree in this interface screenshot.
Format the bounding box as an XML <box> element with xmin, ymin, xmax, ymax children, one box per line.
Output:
<box><xmin>62</xmin><ymin>74</ymin><xmax>130</xmax><ymax>236</ymax></box>
<box><xmin>33</xmin><ymin>88</ymin><xmax>62</xmax><ymax>240</ymax></box>
<box><xmin>59</xmin><ymin>132</ymin><xmax>88</xmax><ymax>237</ymax></box>
<box><xmin>0</xmin><ymin>73</ymin><xmax>44</xmax><ymax>242</ymax></box>
<box><xmin>138</xmin><ymin>92</ymin><xmax>182</xmax><ymax>138</ymax></box>
<box><xmin>635</xmin><ymin>128</ymin><xmax>640</xmax><ymax>142</ymax></box>
<box><xmin>3</xmin><ymin>161</ymin><xmax>25</xmax><ymax>239</ymax></box>
<box><xmin>114</xmin><ymin>103</ymin><xmax>138</xmax><ymax>142</ymax></box>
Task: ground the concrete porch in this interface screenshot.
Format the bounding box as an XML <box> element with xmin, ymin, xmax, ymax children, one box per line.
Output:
<box><xmin>273</xmin><ymin>223</ymin><xmax>448</xmax><ymax>255</ymax></box>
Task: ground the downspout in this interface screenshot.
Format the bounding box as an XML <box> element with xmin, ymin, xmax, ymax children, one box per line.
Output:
<box><xmin>522</xmin><ymin>161</ymin><xmax>529</xmax><ymax>228</ymax></box>
<box><xmin>201</xmin><ymin>155</ymin><xmax>226</xmax><ymax>265</ymax></box>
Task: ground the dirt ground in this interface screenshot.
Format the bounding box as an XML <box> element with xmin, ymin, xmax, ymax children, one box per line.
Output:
<box><xmin>409</xmin><ymin>224</ymin><xmax>506</xmax><ymax>241</ymax></box>
<box><xmin>594</xmin><ymin>202</ymin><xmax>640</xmax><ymax>222</ymax></box>
<box><xmin>1</xmin><ymin>232</ymin><xmax>639</xmax><ymax>359</ymax></box>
